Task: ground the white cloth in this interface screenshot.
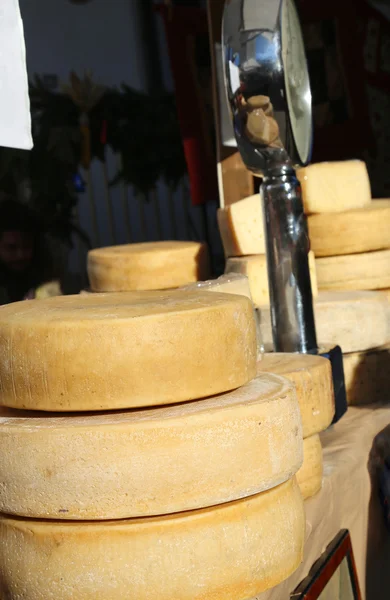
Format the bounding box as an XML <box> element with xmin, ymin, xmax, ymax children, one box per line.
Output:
<box><xmin>0</xmin><ymin>0</ymin><xmax>32</xmax><ymax>150</ymax></box>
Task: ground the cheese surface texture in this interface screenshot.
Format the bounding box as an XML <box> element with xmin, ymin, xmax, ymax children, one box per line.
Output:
<box><xmin>217</xmin><ymin>194</ymin><xmax>265</xmax><ymax>256</ymax></box>
<box><xmin>297</xmin><ymin>160</ymin><xmax>371</xmax><ymax>214</ymax></box>
<box><xmin>343</xmin><ymin>345</ymin><xmax>390</xmax><ymax>405</ymax></box>
<box><xmin>258</xmin><ymin>291</ymin><xmax>390</xmax><ymax>353</ymax></box>
<box><xmin>257</xmin><ymin>354</ymin><xmax>334</xmax><ymax>438</ymax></box>
<box><xmin>316</xmin><ymin>249</ymin><xmax>390</xmax><ymax>291</ymax></box>
<box><xmin>0</xmin><ymin>291</ymin><xmax>256</xmax><ymax>411</ymax></box>
<box><xmin>0</xmin><ymin>375</ymin><xmax>303</xmax><ymax>519</ymax></box>
<box><xmin>0</xmin><ymin>478</ymin><xmax>305</xmax><ymax>600</ymax></box>
<box><xmin>225</xmin><ymin>251</ymin><xmax>318</xmax><ymax>306</ymax></box>
<box><xmin>314</xmin><ymin>291</ymin><xmax>390</xmax><ymax>353</ymax></box>
<box><xmin>88</xmin><ymin>240</ymin><xmax>210</xmax><ymax>291</ymax></box>
<box><xmin>296</xmin><ymin>434</ymin><xmax>323</xmax><ymax>500</ymax></box>
<box><xmin>308</xmin><ymin>200</ymin><xmax>390</xmax><ymax>257</ymax></box>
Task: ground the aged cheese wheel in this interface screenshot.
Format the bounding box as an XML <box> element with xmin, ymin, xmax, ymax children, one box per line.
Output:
<box><xmin>343</xmin><ymin>345</ymin><xmax>390</xmax><ymax>406</ymax></box>
<box><xmin>182</xmin><ymin>274</ymin><xmax>264</xmax><ymax>357</ymax></box>
<box><xmin>258</xmin><ymin>291</ymin><xmax>390</xmax><ymax>353</ymax></box>
<box><xmin>296</xmin><ymin>434</ymin><xmax>323</xmax><ymax>500</ymax></box>
<box><xmin>308</xmin><ymin>200</ymin><xmax>390</xmax><ymax>257</ymax></box>
<box><xmin>0</xmin><ymin>478</ymin><xmax>305</xmax><ymax>600</ymax></box>
<box><xmin>217</xmin><ymin>194</ymin><xmax>266</xmax><ymax>257</ymax></box>
<box><xmin>88</xmin><ymin>240</ymin><xmax>210</xmax><ymax>292</ymax></box>
<box><xmin>314</xmin><ymin>291</ymin><xmax>390</xmax><ymax>353</ymax></box>
<box><xmin>316</xmin><ymin>249</ymin><xmax>390</xmax><ymax>292</ymax></box>
<box><xmin>257</xmin><ymin>355</ymin><xmax>334</xmax><ymax>438</ymax></box>
<box><xmin>225</xmin><ymin>251</ymin><xmax>318</xmax><ymax>306</ymax></box>
<box><xmin>0</xmin><ymin>291</ymin><xmax>256</xmax><ymax>412</ymax></box>
<box><xmin>0</xmin><ymin>374</ymin><xmax>302</xmax><ymax>520</ymax></box>
<box><xmin>297</xmin><ymin>160</ymin><xmax>371</xmax><ymax>214</ymax></box>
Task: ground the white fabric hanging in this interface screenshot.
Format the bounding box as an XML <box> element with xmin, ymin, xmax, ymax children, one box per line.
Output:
<box><xmin>0</xmin><ymin>0</ymin><xmax>32</xmax><ymax>150</ymax></box>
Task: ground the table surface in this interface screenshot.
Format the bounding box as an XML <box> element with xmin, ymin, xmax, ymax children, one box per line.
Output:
<box><xmin>254</xmin><ymin>404</ymin><xmax>390</xmax><ymax>600</ymax></box>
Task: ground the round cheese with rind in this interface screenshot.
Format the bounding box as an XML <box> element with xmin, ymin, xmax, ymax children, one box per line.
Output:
<box><xmin>0</xmin><ymin>374</ymin><xmax>303</xmax><ymax>520</ymax></box>
<box><xmin>257</xmin><ymin>354</ymin><xmax>334</xmax><ymax>438</ymax></box>
<box><xmin>88</xmin><ymin>240</ymin><xmax>210</xmax><ymax>292</ymax></box>
<box><xmin>296</xmin><ymin>434</ymin><xmax>323</xmax><ymax>500</ymax></box>
<box><xmin>308</xmin><ymin>200</ymin><xmax>390</xmax><ymax>257</ymax></box>
<box><xmin>258</xmin><ymin>291</ymin><xmax>390</xmax><ymax>354</ymax></box>
<box><xmin>316</xmin><ymin>249</ymin><xmax>390</xmax><ymax>292</ymax></box>
<box><xmin>0</xmin><ymin>291</ymin><xmax>257</xmax><ymax>412</ymax></box>
<box><xmin>0</xmin><ymin>478</ymin><xmax>305</xmax><ymax>600</ymax></box>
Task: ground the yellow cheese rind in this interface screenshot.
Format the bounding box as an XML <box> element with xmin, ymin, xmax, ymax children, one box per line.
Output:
<box><xmin>257</xmin><ymin>354</ymin><xmax>334</xmax><ymax>438</ymax></box>
<box><xmin>0</xmin><ymin>374</ymin><xmax>303</xmax><ymax>519</ymax></box>
<box><xmin>296</xmin><ymin>434</ymin><xmax>323</xmax><ymax>500</ymax></box>
<box><xmin>314</xmin><ymin>291</ymin><xmax>390</xmax><ymax>353</ymax></box>
<box><xmin>258</xmin><ymin>291</ymin><xmax>390</xmax><ymax>353</ymax></box>
<box><xmin>88</xmin><ymin>240</ymin><xmax>210</xmax><ymax>291</ymax></box>
<box><xmin>316</xmin><ymin>250</ymin><xmax>390</xmax><ymax>292</ymax></box>
<box><xmin>308</xmin><ymin>201</ymin><xmax>390</xmax><ymax>257</ymax></box>
<box><xmin>0</xmin><ymin>291</ymin><xmax>256</xmax><ymax>411</ymax></box>
<box><xmin>297</xmin><ymin>160</ymin><xmax>371</xmax><ymax>214</ymax></box>
<box><xmin>225</xmin><ymin>251</ymin><xmax>318</xmax><ymax>306</ymax></box>
<box><xmin>343</xmin><ymin>345</ymin><xmax>390</xmax><ymax>405</ymax></box>
<box><xmin>217</xmin><ymin>194</ymin><xmax>265</xmax><ymax>256</ymax></box>
<box><xmin>0</xmin><ymin>478</ymin><xmax>305</xmax><ymax>600</ymax></box>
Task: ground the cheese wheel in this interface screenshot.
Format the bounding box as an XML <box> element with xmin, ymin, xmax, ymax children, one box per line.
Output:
<box><xmin>296</xmin><ymin>434</ymin><xmax>323</xmax><ymax>500</ymax></box>
<box><xmin>182</xmin><ymin>274</ymin><xmax>264</xmax><ymax>357</ymax></box>
<box><xmin>258</xmin><ymin>291</ymin><xmax>390</xmax><ymax>354</ymax></box>
<box><xmin>297</xmin><ymin>160</ymin><xmax>371</xmax><ymax>214</ymax></box>
<box><xmin>225</xmin><ymin>251</ymin><xmax>318</xmax><ymax>306</ymax></box>
<box><xmin>88</xmin><ymin>241</ymin><xmax>210</xmax><ymax>292</ymax></box>
<box><xmin>314</xmin><ymin>291</ymin><xmax>390</xmax><ymax>353</ymax></box>
<box><xmin>308</xmin><ymin>201</ymin><xmax>390</xmax><ymax>257</ymax></box>
<box><xmin>0</xmin><ymin>478</ymin><xmax>305</xmax><ymax>600</ymax></box>
<box><xmin>316</xmin><ymin>250</ymin><xmax>390</xmax><ymax>292</ymax></box>
<box><xmin>217</xmin><ymin>194</ymin><xmax>266</xmax><ymax>257</ymax></box>
<box><xmin>0</xmin><ymin>374</ymin><xmax>303</xmax><ymax>520</ymax></box>
<box><xmin>343</xmin><ymin>345</ymin><xmax>390</xmax><ymax>405</ymax></box>
<box><xmin>0</xmin><ymin>291</ymin><xmax>256</xmax><ymax>412</ymax></box>
<box><xmin>257</xmin><ymin>355</ymin><xmax>334</xmax><ymax>438</ymax></box>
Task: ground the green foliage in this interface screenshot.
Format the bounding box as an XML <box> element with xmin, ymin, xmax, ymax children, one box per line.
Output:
<box><xmin>0</xmin><ymin>75</ymin><xmax>187</xmax><ymax>246</ymax></box>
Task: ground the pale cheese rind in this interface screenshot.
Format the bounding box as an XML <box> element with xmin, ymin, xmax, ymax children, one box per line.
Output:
<box><xmin>225</xmin><ymin>251</ymin><xmax>318</xmax><ymax>306</ymax></box>
<box><xmin>343</xmin><ymin>345</ymin><xmax>390</xmax><ymax>406</ymax></box>
<box><xmin>257</xmin><ymin>355</ymin><xmax>334</xmax><ymax>438</ymax></box>
<box><xmin>0</xmin><ymin>478</ymin><xmax>305</xmax><ymax>600</ymax></box>
<box><xmin>88</xmin><ymin>240</ymin><xmax>210</xmax><ymax>292</ymax></box>
<box><xmin>316</xmin><ymin>249</ymin><xmax>390</xmax><ymax>292</ymax></box>
<box><xmin>258</xmin><ymin>291</ymin><xmax>390</xmax><ymax>353</ymax></box>
<box><xmin>297</xmin><ymin>160</ymin><xmax>371</xmax><ymax>214</ymax></box>
<box><xmin>308</xmin><ymin>200</ymin><xmax>390</xmax><ymax>257</ymax></box>
<box><xmin>296</xmin><ymin>434</ymin><xmax>323</xmax><ymax>500</ymax></box>
<box><xmin>217</xmin><ymin>194</ymin><xmax>266</xmax><ymax>256</ymax></box>
<box><xmin>0</xmin><ymin>374</ymin><xmax>303</xmax><ymax>519</ymax></box>
<box><xmin>0</xmin><ymin>291</ymin><xmax>256</xmax><ymax>411</ymax></box>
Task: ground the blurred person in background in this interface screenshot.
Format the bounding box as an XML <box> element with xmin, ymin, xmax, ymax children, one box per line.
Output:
<box><xmin>0</xmin><ymin>200</ymin><xmax>62</xmax><ymax>304</ymax></box>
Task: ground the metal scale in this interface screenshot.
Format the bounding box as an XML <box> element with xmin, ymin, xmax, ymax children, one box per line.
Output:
<box><xmin>222</xmin><ymin>0</ymin><xmax>347</xmax><ymax>422</ymax></box>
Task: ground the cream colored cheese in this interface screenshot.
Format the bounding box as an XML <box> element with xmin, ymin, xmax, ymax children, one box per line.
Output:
<box><xmin>0</xmin><ymin>290</ymin><xmax>256</xmax><ymax>411</ymax></box>
<box><xmin>0</xmin><ymin>478</ymin><xmax>305</xmax><ymax>600</ymax></box>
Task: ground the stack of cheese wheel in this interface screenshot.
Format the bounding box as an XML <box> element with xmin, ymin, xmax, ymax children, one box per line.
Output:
<box><xmin>87</xmin><ymin>240</ymin><xmax>211</xmax><ymax>292</ymax></box>
<box><xmin>298</xmin><ymin>160</ymin><xmax>390</xmax><ymax>406</ymax></box>
<box><xmin>218</xmin><ymin>193</ymin><xmax>319</xmax><ymax>308</ymax></box>
<box><xmin>0</xmin><ymin>290</ymin><xmax>307</xmax><ymax>599</ymax></box>
<box><xmin>257</xmin><ymin>290</ymin><xmax>390</xmax><ymax>405</ymax></box>
<box><xmin>257</xmin><ymin>354</ymin><xmax>335</xmax><ymax>500</ymax></box>
<box><xmin>299</xmin><ymin>161</ymin><xmax>390</xmax><ymax>294</ymax></box>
